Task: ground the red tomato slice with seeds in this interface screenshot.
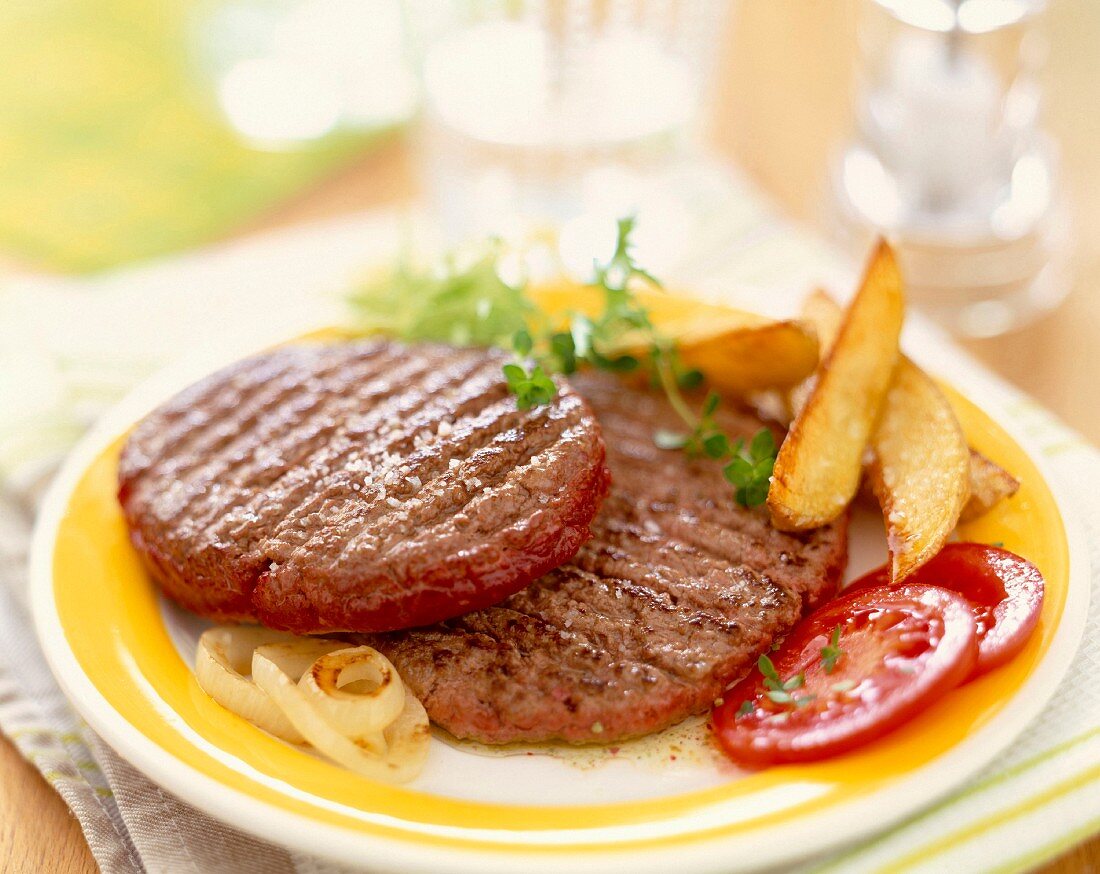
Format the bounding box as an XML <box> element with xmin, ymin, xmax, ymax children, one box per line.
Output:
<box><xmin>712</xmin><ymin>584</ymin><xmax>978</xmax><ymax>767</ymax></box>
<box><xmin>847</xmin><ymin>543</ymin><xmax>1044</xmax><ymax>677</ymax></box>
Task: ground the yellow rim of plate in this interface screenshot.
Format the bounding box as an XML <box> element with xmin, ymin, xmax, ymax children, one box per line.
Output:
<box><xmin>48</xmin><ymin>376</ymin><xmax>1069</xmax><ymax>856</ymax></box>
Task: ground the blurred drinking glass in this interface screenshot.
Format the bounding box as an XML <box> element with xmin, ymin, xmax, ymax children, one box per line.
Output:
<box><xmin>831</xmin><ymin>0</ymin><xmax>1069</xmax><ymax>337</ymax></box>
<box><xmin>406</xmin><ymin>0</ymin><xmax>730</xmax><ymax>249</ymax></box>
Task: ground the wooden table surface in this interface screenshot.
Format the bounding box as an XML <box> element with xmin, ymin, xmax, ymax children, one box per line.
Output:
<box><xmin>2</xmin><ymin>2</ymin><xmax>1097</xmax><ymax>872</ymax></box>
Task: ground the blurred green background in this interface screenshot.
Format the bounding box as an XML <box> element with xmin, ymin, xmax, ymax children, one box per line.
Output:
<box><xmin>0</xmin><ymin>0</ymin><xmax>389</xmax><ymax>273</ymax></box>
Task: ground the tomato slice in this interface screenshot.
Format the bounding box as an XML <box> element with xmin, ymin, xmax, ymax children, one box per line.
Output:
<box><xmin>847</xmin><ymin>543</ymin><xmax>1044</xmax><ymax>677</ymax></box>
<box><xmin>712</xmin><ymin>584</ymin><xmax>978</xmax><ymax>767</ymax></box>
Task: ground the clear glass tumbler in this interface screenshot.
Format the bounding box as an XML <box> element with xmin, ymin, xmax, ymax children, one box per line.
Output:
<box><xmin>407</xmin><ymin>0</ymin><xmax>730</xmax><ymax>244</ymax></box>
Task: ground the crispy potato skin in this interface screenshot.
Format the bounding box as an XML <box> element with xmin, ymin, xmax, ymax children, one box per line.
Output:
<box><xmin>961</xmin><ymin>450</ymin><xmax>1021</xmax><ymax>521</ymax></box>
<box><xmin>800</xmin><ymin>290</ymin><xmax>1020</xmax><ymax>529</ymax></box>
<box><xmin>868</xmin><ymin>359</ymin><xmax>970</xmax><ymax>581</ymax></box>
<box><xmin>768</xmin><ymin>241</ymin><xmax>904</xmax><ymax>531</ymax></box>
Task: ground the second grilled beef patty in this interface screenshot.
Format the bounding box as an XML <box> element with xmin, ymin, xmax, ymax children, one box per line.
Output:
<box><xmin>118</xmin><ymin>339</ymin><xmax>610</xmax><ymax>633</ymax></box>
<box><xmin>366</xmin><ymin>371</ymin><xmax>849</xmax><ymax>744</ymax></box>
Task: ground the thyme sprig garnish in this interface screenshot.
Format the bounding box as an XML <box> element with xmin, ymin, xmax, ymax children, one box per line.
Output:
<box><xmin>349</xmin><ymin>218</ymin><xmax>780</xmax><ymax>508</ymax></box>
<box><xmin>758</xmin><ymin>655</ymin><xmax>815</xmax><ymax>708</ymax></box>
<box><xmin>735</xmin><ymin>654</ymin><xmax>815</xmax><ymax>718</ymax></box>
<box><xmin>504</xmin><ymin>216</ymin><xmax>778</xmax><ymax>508</ymax></box>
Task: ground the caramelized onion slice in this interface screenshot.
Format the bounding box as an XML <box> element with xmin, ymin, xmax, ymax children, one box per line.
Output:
<box><xmin>253</xmin><ymin>644</ymin><xmax>430</xmax><ymax>783</ymax></box>
<box><xmin>195</xmin><ymin>627</ymin><xmax>300</xmax><ymax>742</ymax></box>
<box><xmin>298</xmin><ymin>647</ymin><xmax>406</xmax><ymax>745</ymax></box>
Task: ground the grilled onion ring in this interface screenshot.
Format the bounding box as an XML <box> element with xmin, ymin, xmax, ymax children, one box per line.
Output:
<box><xmin>253</xmin><ymin>644</ymin><xmax>430</xmax><ymax>783</ymax></box>
<box><xmin>298</xmin><ymin>647</ymin><xmax>405</xmax><ymax>754</ymax></box>
<box><xmin>194</xmin><ymin>627</ymin><xmax>345</xmax><ymax>743</ymax></box>
<box><xmin>194</xmin><ymin>628</ymin><xmax>429</xmax><ymax>783</ymax></box>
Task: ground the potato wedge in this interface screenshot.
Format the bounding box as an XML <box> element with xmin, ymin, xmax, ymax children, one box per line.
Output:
<box><xmin>962</xmin><ymin>450</ymin><xmax>1021</xmax><ymax>522</ymax></box>
<box><xmin>675</xmin><ymin>320</ymin><xmax>821</xmax><ymax>396</ymax></box>
<box><xmin>868</xmin><ymin>360</ymin><xmax>970</xmax><ymax>580</ymax></box>
<box><xmin>528</xmin><ymin>282</ymin><xmax>819</xmax><ymax>395</ymax></box>
<box><xmin>801</xmin><ymin>290</ymin><xmax>1018</xmax><ymax>525</ymax></box>
<box><xmin>798</xmin><ymin>286</ymin><xmax>969</xmax><ymax>577</ymax></box>
<box><xmin>767</xmin><ymin>241</ymin><xmax>905</xmax><ymax>531</ymax></box>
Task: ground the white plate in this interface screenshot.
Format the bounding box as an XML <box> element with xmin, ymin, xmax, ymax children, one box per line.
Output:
<box><xmin>31</xmin><ymin>338</ymin><xmax>1090</xmax><ymax>873</ymax></box>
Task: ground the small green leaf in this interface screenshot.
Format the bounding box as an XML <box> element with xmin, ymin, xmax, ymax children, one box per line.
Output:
<box><xmin>723</xmin><ymin>457</ymin><xmax>754</xmax><ymax>487</ymax></box>
<box><xmin>736</xmin><ymin>700</ymin><xmax>754</xmax><ymax>718</ymax></box>
<box><xmin>750</xmin><ymin>428</ymin><xmax>776</xmax><ymax>461</ymax></box>
<box><xmin>820</xmin><ymin>625</ymin><xmax>845</xmax><ymax>674</ymax></box>
<box><xmin>782</xmin><ymin>673</ymin><xmax>805</xmax><ymax>691</ymax></box>
<box><xmin>607</xmin><ymin>354</ymin><xmax>639</xmax><ymax>372</ymax></box>
<box><xmin>512</xmin><ymin>328</ymin><xmax>533</xmax><ymax>356</ymax></box>
<box><xmin>550</xmin><ymin>332</ymin><xmax>577</xmax><ymax>373</ymax></box>
<box><xmin>703</xmin><ymin>432</ymin><xmax>730</xmax><ymax>459</ymax></box>
<box><xmin>753</xmin><ymin>457</ymin><xmax>776</xmax><ymax>479</ymax></box>
<box><xmin>678</xmin><ymin>368</ymin><xmax>704</xmax><ymax>390</ymax></box>
<box><xmin>702</xmin><ymin>392</ymin><xmax>721</xmax><ymax>417</ymax></box>
<box><xmin>757</xmin><ymin>654</ymin><xmax>779</xmax><ymax>682</ymax></box>
<box><xmin>737</xmin><ymin>480</ymin><xmax>770</xmax><ymax>508</ymax></box>
<box><xmin>766</xmin><ymin>690</ymin><xmax>793</xmax><ymax>704</ymax></box>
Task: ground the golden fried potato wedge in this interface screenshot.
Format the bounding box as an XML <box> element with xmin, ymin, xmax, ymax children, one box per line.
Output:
<box><xmin>798</xmin><ymin>285</ymin><xmax>969</xmax><ymax>576</ymax></box>
<box><xmin>962</xmin><ymin>450</ymin><xmax>1021</xmax><ymax>522</ymax></box>
<box><xmin>529</xmin><ymin>281</ymin><xmax>819</xmax><ymax>394</ymax></box>
<box><xmin>767</xmin><ymin>241</ymin><xmax>904</xmax><ymax>531</ymax></box>
<box><xmin>675</xmin><ymin>320</ymin><xmax>821</xmax><ymax>396</ymax></box>
<box><xmin>868</xmin><ymin>360</ymin><xmax>970</xmax><ymax>580</ymax></box>
<box><xmin>800</xmin><ymin>290</ymin><xmax>1018</xmax><ymax>526</ymax></box>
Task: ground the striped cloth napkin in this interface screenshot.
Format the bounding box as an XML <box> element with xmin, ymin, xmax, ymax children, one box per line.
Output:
<box><xmin>1</xmin><ymin>174</ymin><xmax>1097</xmax><ymax>873</ymax></box>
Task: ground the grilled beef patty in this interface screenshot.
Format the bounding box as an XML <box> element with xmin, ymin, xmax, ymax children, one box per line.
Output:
<box><xmin>366</xmin><ymin>371</ymin><xmax>848</xmax><ymax>744</ymax></box>
<box><xmin>118</xmin><ymin>339</ymin><xmax>610</xmax><ymax>633</ymax></box>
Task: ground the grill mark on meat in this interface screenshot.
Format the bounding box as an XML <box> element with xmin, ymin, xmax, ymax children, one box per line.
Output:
<box><xmin>334</xmin><ymin>395</ymin><xmax>561</xmax><ymax>561</ymax></box>
<box><xmin>122</xmin><ymin>352</ymin><xmax>304</xmax><ymax>487</ymax></box>
<box><xmin>367</xmin><ymin>370</ymin><xmax>846</xmax><ymax>744</ymax></box>
<box><xmin>119</xmin><ymin>339</ymin><xmax>609</xmax><ymax>633</ymax></box>
<box><xmin>434</xmin><ymin>598</ymin><xmax>678</xmax><ymax>701</ymax></box>
<box><xmin>210</xmin><ymin>350</ymin><xmax>496</xmax><ymax>555</ymax></box>
<box><xmin>149</xmin><ymin>346</ymin><xmax>407</xmax><ymax>529</ymax></box>
<box><xmin>643</xmin><ymin>513</ymin><xmax>829</xmax><ymax>605</ymax></box>
<box><xmin>179</xmin><ymin>345</ymin><xmax>425</xmax><ymax>518</ymax></box>
<box><xmin>569</xmin><ymin>527</ymin><xmax>794</xmax><ymax>630</ymax></box>
<box><xmin>261</xmin><ymin>359</ymin><xmax>511</xmax><ymax>561</ymax></box>
<box><xmin>155</xmin><ymin>345</ymin><xmax>378</xmax><ymax>486</ymax></box>
<box><xmin>365</xmin><ymin>395</ymin><xmax>595</xmax><ymax>558</ymax></box>
<box><xmin>216</xmin><ymin>343</ymin><xmax>438</xmax><ymax>493</ymax></box>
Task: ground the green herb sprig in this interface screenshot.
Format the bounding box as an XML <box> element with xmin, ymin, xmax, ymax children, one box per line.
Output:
<box><xmin>351</xmin><ymin>217</ymin><xmax>780</xmax><ymax>509</ymax></box>
<box><xmin>735</xmin><ymin>654</ymin><xmax>816</xmax><ymax>718</ymax></box>
<box><xmin>508</xmin><ymin>217</ymin><xmax>778</xmax><ymax>507</ymax></box>
<box><xmin>757</xmin><ymin>655</ymin><xmax>815</xmax><ymax>708</ymax></box>
<box><xmin>820</xmin><ymin>626</ymin><xmax>844</xmax><ymax>674</ymax></box>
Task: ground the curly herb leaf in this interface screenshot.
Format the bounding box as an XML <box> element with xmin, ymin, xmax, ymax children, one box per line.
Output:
<box><xmin>348</xmin><ymin>243</ymin><xmax>531</xmax><ymax>347</ymax></box>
